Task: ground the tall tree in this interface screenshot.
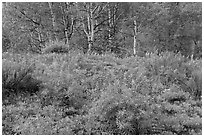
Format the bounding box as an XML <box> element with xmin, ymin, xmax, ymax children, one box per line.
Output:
<box><xmin>121</xmin><ymin>3</ymin><xmax>159</xmax><ymax>56</ymax></box>
<box><xmin>2</xmin><ymin>2</ymin><xmax>49</xmax><ymax>52</ymax></box>
<box><xmin>76</xmin><ymin>2</ymin><xmax>97</xmax><ymax>53</ymax></box>
<box><xmin>2</xmin><ymin>2</ymin><xmax>201</xmax><ymax>57</ymax></box>
<box><xmin>48</xmin><ymin>2</ymin><xmax>58</xmax><ymax>42</ymax></box>
<box><xmin>59</xmin><ymin>2</ymin><xmax>76</xmax><ymax>46</ymax></box>
<box><xmin>174</xmin><ymin>2</ymin><xmax>202</xmax><ymax>58</ymax></box>
<box><xmin>76</xmin><ymin>2</ymin><xmax>120</xmax><ymax>53</ymax></box>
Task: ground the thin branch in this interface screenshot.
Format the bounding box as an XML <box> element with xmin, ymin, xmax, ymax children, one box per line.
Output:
<box><xmin>92</xmin><ymin>4</ymin><xmax>100</xmax><ymax>14</ymax></box>
<box><xmin>14</xmin><ymin>6</ymin><xmax>41</xmax><ymax>26</ymax></box>
<box><xmin>93</xmin><ymin>10</ymin><xmax>116</xmax><ymax>31</ymax></box>
<box><xmin>115</xmin><ymin>11</ymin><xmax>124</xmax><ymax>22</ymax></box>
<box><xmin>68</xmin><ymin>17</ymin><xmax>75</xmax><ymax>38</ymax></box>
<box><xmin>82</xmin><ymin>21</ymin><xmax>88</xmax><ymax>36</ymax></box>
<box><xmin>94</xmin><ymin>3</ymin><xmax>108</xmax><ymax>19</ymax></box>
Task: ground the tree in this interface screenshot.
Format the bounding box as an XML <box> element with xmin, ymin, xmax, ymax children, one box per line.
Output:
<box><xmin>2</xmin><ymin>2</ymin><xmax>51</xmax><ymax>52</ymax></box>
<box><xmin>76</xmin><ymin>2</ymin><xmax>99</xmax><ymax>53</ymax></box>
<box><xmin>59</xmin><ymin>2</ymin><xmax>75</xmax><ymax>46</ymax></box>
<box><xmin>2</xmin><ymin>2</ymin><xmax>202</xmax><ymax>57</ymax></box>
<box><xmin>148</xmin><ymin>2</ymin><xmax>202</xmax><ymax>58</ymax></box>
<box><xmin>120</xmin><ymin>3</ymin><xmax>162</xmax><ymax>56</ymax></box>
<box><xmin>174</xmin><ymin>2</ymin><xmax>202</xmax><ymax>58</ymax></box>
<box><xmin>75</xmin><ymin>2</ymin><xmax>122</xmax><ymax>53</ymax></box>
<box><xmin>48</xmin><ymin>2</ymin><xmax>58</xmax><ymax>42</ymax></box>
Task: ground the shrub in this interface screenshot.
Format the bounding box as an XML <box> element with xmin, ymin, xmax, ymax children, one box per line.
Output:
<box><xmin>42</xmin><ymin>41</ymin><xmax>70</xmax><ymax>54</ymax></box>
<box><xmin>2</xmin><ymin>58</ymin><xmax>41</xmax><ymax>104</ymax></box>
<box><xmin>12</xmin><ymin>105</ymin><xmax>64</xmax><ymax>135</ymax></box>
<box><xmin>87</xmin><ymin>80</ymin><xmax>152</xmax><ymax>134</ymax></box>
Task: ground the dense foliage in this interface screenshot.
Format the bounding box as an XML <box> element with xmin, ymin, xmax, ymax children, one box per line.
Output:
<box><xmin>2</xmin><ymin>49</ymin><xmax>202</xmax><ymax>135</ymax></box>
<box><xmin>2</xmin><ymin>2</ymin><xmax>202</xmax><ymax>58</ymax></box>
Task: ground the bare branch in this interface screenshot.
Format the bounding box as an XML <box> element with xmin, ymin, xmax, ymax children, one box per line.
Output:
<box><xmin>68</xmin><ymin>17</ymin><xmax>75</xmax><ymax>38</ymax></box>
<box><xmin>94</xmin><ymin>3</ymin><xmax>108</xmax><ymax>19</ymax></box>
<box><xmin>115</xmin><ymin>11</ymin><xmax>124</xmax><ymax>21</ymax></box>
<box><xmin>92</xmin><ymin>4</ymin><xmax>100</xmax><ymax>14</ymax></box>
<box><xmin>82</xmin><ymin>21</ymin><xmax>88</xmax><ymax>36</ymax></box>
<box><xmin>14</xmin><ymin>6</ymin><xmax>41</xmax><ymax>26</ymax></box>
<box><xmin>93</xmin><ymin>7</ymin><xmax>118</xmax><ymax>31</ymax></box>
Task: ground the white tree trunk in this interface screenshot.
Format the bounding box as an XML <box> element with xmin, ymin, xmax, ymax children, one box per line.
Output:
<box><xmin>108</xmin><ymin>3</ymin><xmax>112</xmax><ymax>45</ymax></box>
<box><xmin>133</xmin><ymin>20</ymin><xmax>137</xmax><ymax>55</ymax></box>
<box><xmin>81</xmin><ymin>3</ymin><xmax>95</xmax><ymax>53</ymax></box>
<box><xmin>77</xmin><ymin>2</ymin><xmax>111</xmax><ymax>53</ymax></box>
<box><xmin>60</xmin><ymin>3</ymin><xmax>70</xmax><ymax>46</ymax></box>
<box><xmin>133</xmin><ymin>36</ymin><xmax>137</xmax><ymax>55</ymax></box>
<box><xmin>37</xmin><ymin>27</ymin><xmax>43</xmax><ymax>48</ymax></box>
<box><xmin>46</xmin><ymin>31</ymin><xmax>52</xmax><ymax>43</ymax></box>
<box><xmin>48</xmin><ymin>2</ymin><xmax>58</xmax><ymax>42</ymax></box>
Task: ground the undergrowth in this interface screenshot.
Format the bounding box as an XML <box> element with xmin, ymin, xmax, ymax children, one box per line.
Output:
<box><xmin>2</xmin><ymin>50</ymin><xmax>202</xmax><ymax>135</ymax></box>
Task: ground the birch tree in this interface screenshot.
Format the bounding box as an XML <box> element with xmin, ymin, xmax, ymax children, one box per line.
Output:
<box><xmin>48</xmin><ymin>2</ymin><xmax>58</xmax><ymax>42</ymax></box>
<box><xmin>76</xmin><ymin>2</ymin><xmax>96</xmax><ymax>53</ymax></box>
<box><xmin>121</xmin><ymin>3</ymin><xmax>147</xmax><ymax>56</ymax></box>
<box><xmin>107</xmin><ymin>3</ymin><xmax>122</xmax><ymax>46</ymax></box>
<box><xmin>59</xmin><ymin>2</ymin><xmax>75</xmax><ymax>46</ymax></box>
<box><xmin>3</xmin><ymin>2</ymin><xmax>48</xmax><ymax>52</ymax></box>
<box><xmin>76</xmin><ymin>2</ymin><xmax>120</xmax><ymax>53</ymax></box>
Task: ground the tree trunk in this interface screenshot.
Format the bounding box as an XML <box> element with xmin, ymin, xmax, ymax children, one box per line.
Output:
<box><xmin>37</xmin><ymin>27</ymin><xmax>44</xmax><ymax>49</ymax></box>
<box><xmin>87</xmin><ymin>36</ymin><xmax>93</xmax><ymax>53</ymax></box>
<box><xmin>133</xmin><ymin>36</ymin><xmax>137</xmax><ymax>55</ymax></box>
<box><xmin>48</xmin><ymin>2</ymin><xmax>58</xmax><ymax>42</ymax></box>
<box><xmin>90</xmin><ymin>3</ymin><xmax>95</xmax><ymax>53</ymax></box>
<box><xmin>77</xmin><ymin>2</ymin><xmax>112</xmax><ymax>53</ymax></box>
<box><xmin>133</xmin><ymin>20</ymin><xmax>137</xmax><ymax>55</ymax></box>
<box><xmin>108</xmin><ymin>3</ymin><xmax>112</xmax><ymax>45</ymax></box>
<box><xmin>79</xmin><ymin>3</ymin><xmax>95</xmax><ymax>53</ymax></box>
<box><xmin>46</xmin><ymin>31</ymin><xmax>52</xmax><ymax>43</ymax></box>
<box><xmin>60</xmin><ymin>3</ymin><xmax>69</xmax><ymax>45</ymax></box>
<box><xmin>64</xmin><ymin>2</ymin><xmax>74</xmax><ymax>46</ymax></box>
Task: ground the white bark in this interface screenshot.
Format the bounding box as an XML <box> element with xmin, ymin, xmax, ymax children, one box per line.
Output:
<box><xmin>77</xmin><ymin>3</ymin><xmax>113</xmax><ymax>53</ymax></box>
<box><xmin>108</xmin><ymin>3</ymin><xmax>112</xmax><ymax>45</ymax></box>
<box><xmin>77</xmin><ymin>3</ymin><xmax>95</xmax><ymax>53</ymax></box>
<box><xmin>133</xmin><ymin>20</ymin><xmax>137</xmax><ymax>55</ymax></box>
<box><xmin>48</xmin><ymin>2</ymin><xmax>58</xmax><ymax>42</ymax></box>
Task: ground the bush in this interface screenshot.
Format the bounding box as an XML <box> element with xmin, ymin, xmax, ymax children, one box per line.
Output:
<box><xmin>87</xmin><ymin>84</ymin><xmax>146</xmax><ymax>134</ymax></box>
<box><xmin>42</xmin><ymin>41</ymin><xmax>70</xmax><ymax>54</ymax></box>
<box><xmin>2</xmin><ymin>58</ymin><xmax>41</xmax><ymax>104</ymax></box>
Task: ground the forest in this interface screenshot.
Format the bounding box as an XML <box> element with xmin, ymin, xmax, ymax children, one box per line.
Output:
<box><xmin>2</xmin><ymin>2</ymin><xmax>202</xmax><ymax>135</ymax></box>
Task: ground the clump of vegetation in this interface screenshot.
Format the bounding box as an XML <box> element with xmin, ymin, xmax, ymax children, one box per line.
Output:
<box><xmin>2</xmin><ymin>55</ymin><xmax>42</xmax><ymax>105</ymax></box>
<box><xmin>2</xmin><ymin>50</ymin><xmax>202</xmax><ymax>135</ymax></box>
<box><xmin>42</xmin><ymin>41</ymin><xmax>70</xmax><ymax>54</ymax></box>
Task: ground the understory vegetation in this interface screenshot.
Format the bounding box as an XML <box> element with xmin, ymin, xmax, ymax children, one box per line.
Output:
<box><xmin>2</xmin><ymin>49</ymin><xmax>202</xmax><ymax>135</ymax></box>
